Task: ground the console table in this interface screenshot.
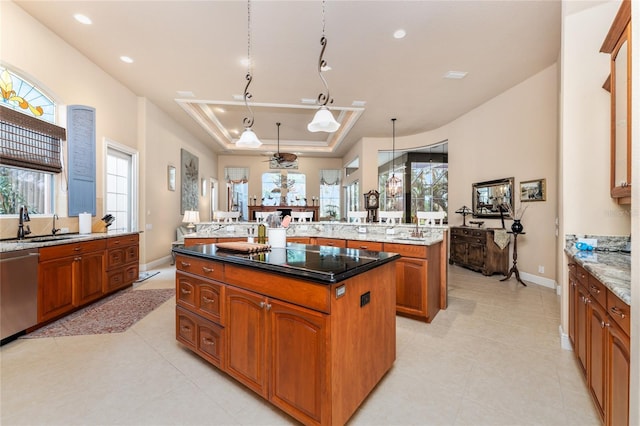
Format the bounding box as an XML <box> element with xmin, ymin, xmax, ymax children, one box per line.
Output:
<box><xmin>449</xmin><ymin>226</ymin><xmax>509</xmax><ymax>276</ymax></box>
<box><xmin>248</xmin><ymin>205</ymin><xmax>319</xmax><ymax>221</ymax></box>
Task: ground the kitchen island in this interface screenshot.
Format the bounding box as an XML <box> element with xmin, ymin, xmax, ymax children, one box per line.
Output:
<box><xmin>172</xmin><ymin>243</ymin><xmax>399</xmax><ymax>426</ymax></box>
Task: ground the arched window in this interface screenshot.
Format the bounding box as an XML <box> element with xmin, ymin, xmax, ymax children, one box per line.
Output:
<box><xmin>0</xmin><ymin>67</ymin><xmax>58</xmax><ymax>215</ymax></box>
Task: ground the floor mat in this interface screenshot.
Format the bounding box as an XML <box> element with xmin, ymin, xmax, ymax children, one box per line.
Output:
<box><xmin>23</xmin><ymin>288</ymin><xmax>175</xmax><ymax>338</ymax></box>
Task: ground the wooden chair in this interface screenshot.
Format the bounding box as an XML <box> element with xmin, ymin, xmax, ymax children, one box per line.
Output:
<box><xmin>214</xmin><ymin>211</ymin><xmax>240</xmax><ymax>223</ymax></box>
<box><xmin>291</xmin><ymin>211</ymin><xmax>314</xmax><ymax>222</ymax></box>
<box><xmin>378</xmin><ymin>211</ymin><xmax>403</xmax><ymax>224</ymax></box>
<box><xmin>416</xmin><ymin>211</ymin><xmax>446</xmax><ymax>226</ymax></box>
<box><xmin>347</xmin><ymin>211</ymin><xmax>368</xmax><ymax>223</ymax></box>
<box><xmin>254</xmin><ymin>211</ymin><xmax>271</xmax><ymax>222</ymax></box>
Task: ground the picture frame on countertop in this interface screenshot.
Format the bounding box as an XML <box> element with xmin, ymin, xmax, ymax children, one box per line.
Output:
<box><xmin>520</xmin><ymin>178</ymin><xmax>546</xmax><ymax>202</ymax></box>
<box><xmin>167</xmin><ymin>165</ymin><xmax>176</xmax><ymax>192</ymax></box>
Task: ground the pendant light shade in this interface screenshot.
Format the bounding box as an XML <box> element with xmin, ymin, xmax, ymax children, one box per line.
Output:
<box><xmin>307</xmin><ymin>106</ymin><xmax>340</xmax><ymax>133</ymax></box>
<box><xmin>386</xmin><ymin>118</ymin><xmax>402</xmax><ymax>198</ymax></box>
<box><xmin>236</xmin><ymin>0</ymin><xmax>261</xmax><ymax>148</ymax></box>
<box><xmin>308</xmin><ymin>1</ymin><xmax>340</xmax><ymax>134</ymax></box>
<box><xmin>236</xmin><ymin>128</ymin><xmax>262</xmax><ymax>148</ymax></box>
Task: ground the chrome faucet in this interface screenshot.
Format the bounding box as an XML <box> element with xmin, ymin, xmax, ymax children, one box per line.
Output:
<box><xmin>17</xmin><ymin>206</ymin><xmax>31</xmax><ymax>240</ymax></box>
<box><xmin>52</xmin><ymin>214</ymin><xmax>60</xmax><ymax>236</ymax></box>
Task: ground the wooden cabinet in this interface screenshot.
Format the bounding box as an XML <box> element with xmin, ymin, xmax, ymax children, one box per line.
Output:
<box><xmin>105</xmin><ymin>233</ymin><xmax>139</xmax><ymax>293</ymax></box>
<box><xmin>38</xmin><ymin>239</ymin><xmax>106</xmax><ymax>322</ymax></box>
<box><xmin>601</xmin><ymin>0</ymin><xmax>632</xmax><ymax>204</ymax></box>
<box><xmin>346</xmin><ymin>240</ymin><xmax>383</xmax><ymax>251</ymax></box>
<box><xmin>449</xmin><ymin>227</ymin><xmax>509</xmax><ymax>276</ymax></box>
<box><xmin>313</xmin><ymin>237</ymin><xmax>346</xmax><ymax>248</ymax></box>
<box><xmin>567</xmin><ymin>258</ymin><xmax>631</xmax><ymax>425</ymax></box>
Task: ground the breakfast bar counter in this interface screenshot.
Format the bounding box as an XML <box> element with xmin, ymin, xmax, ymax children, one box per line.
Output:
<box><xmin>173</xmin><ymin>243</ymin><xmax>398</xmax><ymax>425</ymax></box>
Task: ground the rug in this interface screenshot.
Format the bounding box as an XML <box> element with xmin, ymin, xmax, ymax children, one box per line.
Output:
<box><xmin>23</xmin><ymin>288</ymin><xmax>175</xmax><ymax>338</ymax></box>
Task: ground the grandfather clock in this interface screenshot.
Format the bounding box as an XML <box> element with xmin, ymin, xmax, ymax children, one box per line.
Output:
<box><xmin>363</xmin><ymin>190</ymin><xmax>379</xmax><ymax>222</ymax></box>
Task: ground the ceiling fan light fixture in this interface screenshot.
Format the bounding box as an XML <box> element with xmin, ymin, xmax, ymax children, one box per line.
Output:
<box><xmin>307</xmin><ymin>106</ymin><xmax>340</xmax><ymax>133</ymax></box>
<box><xmin>236</xmin><ymin>128</ymin><xmax>262</xmax><ymax>148</ymax></box>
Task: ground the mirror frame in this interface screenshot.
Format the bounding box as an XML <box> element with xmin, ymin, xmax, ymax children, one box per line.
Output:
<box><xmin>472</xmin><ymin>177</ymin><xmax>514</xmax><ymax>219</ymax></box>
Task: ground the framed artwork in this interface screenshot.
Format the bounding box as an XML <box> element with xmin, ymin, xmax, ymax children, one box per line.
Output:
<box><xmin>520</xmin><ymin>178</ymin><xmax>546</xmax><ymax>202</ymax></box>
<box><xmin>167</xmin><ymin>165</ymin><xmax>176</xmax><ymax>191</ymax></box>
<box><xmin>180</xmin><ymin>149</ymin><xmax>199</xmax><ymax>214</ymax></box>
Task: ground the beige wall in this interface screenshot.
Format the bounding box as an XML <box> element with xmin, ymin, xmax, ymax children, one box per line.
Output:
<box><xmin>348</xmin><ymin>65</ymin><xmax>559</xmax><ymax>287</ymax></box>
<box><xmin>0</xmin><ymin>2</ymin><xmax>218</xmax><ymax>266</ymax></box>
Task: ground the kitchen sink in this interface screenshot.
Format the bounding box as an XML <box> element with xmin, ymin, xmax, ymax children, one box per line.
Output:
<box><xmin>21</xmin><ymin>235</ymin><xmax>75</xmax><ymax>243</ymax></box>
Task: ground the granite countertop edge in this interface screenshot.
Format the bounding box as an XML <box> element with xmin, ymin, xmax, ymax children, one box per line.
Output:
<box><xmin>0</xmin><ymin>231</ymin><xmax>141</xmax><ymax>252</ymax></box>
<box><xmin>564</xmin><ymin>247</ymin><xmax>631</xmax><ymax>305</ymax></box>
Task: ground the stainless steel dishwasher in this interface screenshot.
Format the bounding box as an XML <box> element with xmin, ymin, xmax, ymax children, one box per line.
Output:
<box><xmin>1</xmin><ymin>248</ymin><xmax>39</xmax><ymax>342</ymax></box>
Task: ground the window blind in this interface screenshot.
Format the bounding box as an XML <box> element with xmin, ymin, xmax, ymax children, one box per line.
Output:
<box><xmin>0</xmin><ymin>105</ymin><xmax>65</xmax><ymax>173</ymax></box>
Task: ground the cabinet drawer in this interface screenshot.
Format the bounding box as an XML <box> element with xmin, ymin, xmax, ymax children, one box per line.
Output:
<box><xmin>184</xmin><ymin>238</ymin><xmax>216</xmax><ymax>247</ymax></box>
<box><xmin>383</xmin><ymin>242</ymin><xmax>428</xmax><ymax>259</ymax></box>
<box><xmin>568</xmin><ymin>262</ymin><xmax>577</xmax><ymax>276</ymax></box>
<box><xmin>314</xmin><ymin>238</ymin><xmax>346</xmax><ymax>248</ymax></box>
<box><xmin>346</xmin><ymin>240</ymin><xmax>383</xmax><ymax>251</ymax></box>
<box><xmin>199</xmin><ymin>282</ymin><xmax>223</xmax><ymax>324</ymax></box>
<box><xmin>197</xmin><ymin>321</ymin><xmax>224</xmax><ymax>368</ymax></box>
<box><xmin>105</xmin><ymin>270</ymin><xmax>127</xmax><ymax>293</ymax></box>
<box><xmin>124</xmin><ymin>264</ymin><xmax>138</xmax><ymax>284</ymax></box>
<box><xmin>39</xmin><ymin>239</ymin><xmax>106</xmax><ymax>261</ymax></box>
<box><xmin>176</xmin><ymin>306</ymin><xmax>197</xmax><ymax>348</ymax></box>
<box><xmin>287</xmin><ymin>237</ymin><xmax>311</xmax><ymax>244</ymax></box>
<box><xmin>175</xmin><ymin>254</ymin><xmax>224</xmax><ymax>281</ymax></box>
<box><xmin>607</xmin><ymin>290</ymin><xmax>630</xmax><ymax>336</ymax></box>
<box><xmin>107</xmin><ymin>234</ymin><xmax>139</xmax><ymax>248</ymax></box>
<box><xmin>176</xmin><ymin>274</ymin><xmax>197</xmax><ymax>308</ymax></box>
<box><xmin>107</xmin><ymin>248</ymin><xmax>126</xmax><ymax>269</ymax></box>
<box><xmin>451</xmin><ymin>228</ymin><xmax>484</xmax><ymax>238</ymax></box>
<box><xmin>587</xmin><ymin>275</ymin><xmax>607</xmax><ymax>307</ymax></box>
<box><xmin>124</xmin><ymin>245</ymin><xmax>139</xmax><ymax>263</ymax></box>
<box><xmin>575</xmin><ymin>265</ymin><xmax>589</xmax><ymax>287</ymax></box>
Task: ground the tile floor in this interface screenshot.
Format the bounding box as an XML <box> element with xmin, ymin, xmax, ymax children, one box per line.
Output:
<box><xmin>0</xmin><ymin>264</ymin><xmax>600</xmax><ymax>425</ymax></box>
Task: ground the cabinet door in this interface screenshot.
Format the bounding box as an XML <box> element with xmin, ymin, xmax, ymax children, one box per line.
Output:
<box><xmin>197</xmin><ymin>321</ymin><xmax>224</xmax><ymax>368</ymax></box>
<box><xmin>269</xmin><ymin>299</ymin><xmax>327</xmax><ymax>424</ymax></box>
<box><xmin>575</xmin><ymin>285</ymin><xmax>589</xmax><ymax>374</ymax></box>
<box><xmin>450</xmin><ymin>239</ymin><xmax>467</xmax><ymax>264</ymax></box>
<box><xmin>75</xmin><ymin>251</ymin><xmax>105</xmax><ymax>306</ymax></box>
<box><xmin>588</xmin><ymin>300</ymin><xmax>606</xmax><ymax>420</ymax></box>
<box><xmin>568</xmin><ymin>272</ymin><xmax>578</xmax><ymax>347</ymax></box>
<box><xmin>225</xmin><ymin>287</ymin><xmax>268</xmax><ymax>397</ymax></box>
<box><xmin>605</xmin><ymin>321</ymin><xmax>630</xmax><ymax>426</ymax></box>
<box><xmin>466</xmin><ymin>242</ymin><xmax>485</xmax><ymax>269</ymax></box>
<box><xmin>395</xmin><ymin>257</ymin><xmax>427</xmax><ymax>317</ymax></box>
<box><xmin>38</xmin><ymin>257</ymin><xmax>76</xmax><ymax>322</ymax></box>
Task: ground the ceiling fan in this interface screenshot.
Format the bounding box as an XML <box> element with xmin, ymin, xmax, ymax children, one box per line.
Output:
<box><xmin>267</xmin><ymin>122</ymin><xmax>297</xmax><ymax>166</ymax></box>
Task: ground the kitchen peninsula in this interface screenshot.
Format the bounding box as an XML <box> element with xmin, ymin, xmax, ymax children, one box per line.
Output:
<box><xmin>173</xmin><ymin>242</ymin><xmax>398</xmax><ymax>425</ymax></box>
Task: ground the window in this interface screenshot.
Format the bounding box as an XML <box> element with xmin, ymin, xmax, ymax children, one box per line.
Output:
<box><xmin>225</xmin><ymin>167</ymin><xmax>249</xmax><ymax>219</ymax></box>
<box><xmin>105</xmin><ymin>144</ymin><xmax>137</xmax><ymax>232</ymax></box>
<box><xmin>410</xmin><ymin>160</ymin><xmax>448</xmax><ymax>219</ymax></box>
<box><xmin>345</xmin><ymin>181</ymin><xmax>360</xmax><ymax>213</ymax></box>
<box><xmin>261</xmin><ymin>171</ymin><xmax>306</xmax><ymax>206</ymax></box>
<box><xmin>0</xmin><ymin>67</ymin><xmax>59</xmax><ymax>216</ymax></box>
<box><xmin>319</xmin><ymin>169</ymin><xmax>340</xmax><ymax>220</ymax></box>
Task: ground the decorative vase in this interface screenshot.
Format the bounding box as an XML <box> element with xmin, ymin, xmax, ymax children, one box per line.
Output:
<box><xmin>511</xmin><ymin>219</ymin><xmax>524</xmax><ymax>234</ymax></box>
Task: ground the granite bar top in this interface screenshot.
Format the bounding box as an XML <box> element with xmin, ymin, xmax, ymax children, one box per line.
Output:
<box><xmin>0</xmin><ymin>231</ymin><xmax>140</xmax><ymax>253</ymax></box>
<box><xmin>173</xmin><ymin>242</ymin><xmax>400</xmax><ymax>284</ymax></box>
<box><xmin>186</xmin><ymin>221</ymin><xmax>446</xmax><ymax>247</ymax></box>
<box><xmin>565</xmin><ymin>243</ymin><xmax>631</xmax><ymax>305</ymax></box>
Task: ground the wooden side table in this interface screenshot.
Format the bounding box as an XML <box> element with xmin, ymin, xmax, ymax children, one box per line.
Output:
<box><xmin>500</xmin><ymin>231</ymin><xmax>526</xmax><ymax>286</ymax></box>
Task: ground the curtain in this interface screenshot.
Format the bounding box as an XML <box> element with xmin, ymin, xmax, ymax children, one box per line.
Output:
<box><xmin>225</xmin><ymin>167</ymin><xmax>249</xmax><ymax>183</ymax></box>
<box><xmin>320</xmin><ymin>169</ymin><xmax>340</xmax><ymax>186</ymax></box>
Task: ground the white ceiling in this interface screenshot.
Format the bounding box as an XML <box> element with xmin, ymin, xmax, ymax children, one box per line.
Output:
<box><xmin>15</xmin><ymin>0</ymin><xmax>562</xmax><ymax>158</ymax></box>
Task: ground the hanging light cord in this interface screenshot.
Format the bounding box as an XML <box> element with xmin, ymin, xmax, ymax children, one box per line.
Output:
<box><xmin>242</xmin><ymin>0</ymin><xmax>255</xmax><ymax>128</ymax></box>
<box><xmin>315</xmin><ymin>0</ymin><xmax>333</xmax><ymax>107</ymax></box>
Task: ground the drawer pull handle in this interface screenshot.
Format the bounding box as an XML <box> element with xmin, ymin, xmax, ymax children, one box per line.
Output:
<box><xmin>202</xmin><ymin>338</ymin><xmax>215</xmax><ymax>346</ymax></box>
<box><xmin>180</xmin><ymin>261</ymin><xmax>191</xmax><ymax>267</ymax></box>
<box><xmin>113</xmin><ymin>241</ymin><xmax>120</xmax><ymax>245</ymax></box>
<box><xmin>359</xmin><ymin>246</ymin><xmax>368</xmax><ymax>249</ymax></box>
<box><xmin>259</xmin><ymin>301</ymin><xmax>266</xmax><ymax>308</ymax></box>
<box><xmin>202</xmin><ymin>267</ymin><xmax>214</xmax><ymax>273</ymax></box>
<box><xmin>589</xmin><ymin>285</ymin><xmax>601</xmax><ymax>294</ymax></box>
<box><xmin>202</xmin><ymin>296</ymin><xmax>215</xmax><ymax>303</ymax></box>
<box><xmin>610</xmin><ymin>306</ymin><xmax>626</xmax><ymax>318</ymax></box>
<box><xmin>74</xmin><ymin>247</ymin><xmax>81</xmax><ymax>251</ymax></box>
<box><xmin>181</xmin><ymin>288</ymin><xmax>192</xmax><ymax>295</ymax></box>
<box><xmin>181</xmin><ymin>325</ymin><xmax>191</xmax><ymax>332</ymax></box>
<box><xmin>266</xmin><ymin>303</ymin><xmax>272</xmax><ymax>311</ymax></box>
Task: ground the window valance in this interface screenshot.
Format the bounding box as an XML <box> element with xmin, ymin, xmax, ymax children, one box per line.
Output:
<box><xmin>225</xmin><ymin>167</ymin><xmax>249</xmax><ymax>183</ymax></box>
<box><xmin>320</xmin><ymin>169</ymin><xmax>341</xmax><ymax>185</ymax></box>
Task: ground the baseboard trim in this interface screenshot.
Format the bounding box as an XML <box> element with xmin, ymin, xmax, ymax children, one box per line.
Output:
<box><xmin>559</xmin><ymin>325</ymin><xmax>573</xmax><ymax>351</ymax></box>
<box><xmin>140</xmin><ymin>255</ymin><xmax>172</xmax><ymax>272</ymax></box>
<box><xmin>519</xmin><ymin>271</ymin><xmax>557</xmax><ymax>289</ymax></box>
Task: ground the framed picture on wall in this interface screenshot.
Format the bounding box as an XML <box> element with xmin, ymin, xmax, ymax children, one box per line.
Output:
<box><xmin>520</xmin><ymin>178</ymin><xmax>546</xmax><ymax>202</ymax></box>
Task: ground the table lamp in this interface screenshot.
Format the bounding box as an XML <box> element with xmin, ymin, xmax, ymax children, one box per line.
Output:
<box><xmin>182</xmin><ymin>210</ymin><xmax>200</xmax><ymax>230</ymax></box>
<box><xmin>455</xmin><ymin>206</ymin><xmax>472</xmax><ymax>227</ymax></box>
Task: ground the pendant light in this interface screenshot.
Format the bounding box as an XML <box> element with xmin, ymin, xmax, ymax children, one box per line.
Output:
<box><xmin>386</xmin><ymin>118</ymin><xmax>402</xmax><ymax>198</ymax></box>
<box><xmin>307</xmin><ymin>0</ymin><xmax>340</xmax><ymax>133</ymax></box>
<box><xmin>237</xmin><ymin>0</ymin><xmax>262</xmax><ymax>148</ymax></box>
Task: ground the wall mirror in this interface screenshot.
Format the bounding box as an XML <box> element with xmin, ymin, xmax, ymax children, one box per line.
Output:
<box><xmin>472</xmin><ymin>177</ymin><xmax>514</xmax><ymax>218</ymax></box>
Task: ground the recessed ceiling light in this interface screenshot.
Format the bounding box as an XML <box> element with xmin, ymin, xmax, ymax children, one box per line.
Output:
<box><xmin>73</xmin><ymin>13</ymin><xmax>92</xmax><ymax>25</ymax></box>
<box><xmin>444</xmin><ymin>71</ymin><xmax>468</xmax><ymax>79</ymax></box>
<box><xmin>120</xmin><ymin>56</ymin><xmax>134</xmax><ymax>64</ymax></box>
<box><xmin>393</xmin><ymin>29</ymin><xmax>406</xmax><ymax>39</ymax></box>
<box><xmin>176</xmin><ymin>90</ymin><xmax>195</xmax><ymax>98</ymax></box>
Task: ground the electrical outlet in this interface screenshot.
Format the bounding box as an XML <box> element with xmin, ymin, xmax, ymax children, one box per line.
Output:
<box><xmin>578</xmin><ymin>238</ymin><xmax>598</xmax><ymax>248</ymax></box>
<box><xmin>360</xmin><ymin>291</ymin><xmax>370</xmax><ymax>307</ymax></box>
<box><xmin>538</xmin><ymin>265</ymin><xmax>544</xmax><ymax>274</ymax></box>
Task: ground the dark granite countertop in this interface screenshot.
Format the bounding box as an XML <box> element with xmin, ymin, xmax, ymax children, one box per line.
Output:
<box><xmin>173</xmin><ymin>242</ymin><xmax>400</xmax><ymax>284</ymax></box>
<box><xmin>565</xmin><ymin>246</ymin><xmax>631</xmax><ymax>305</ymax></box>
